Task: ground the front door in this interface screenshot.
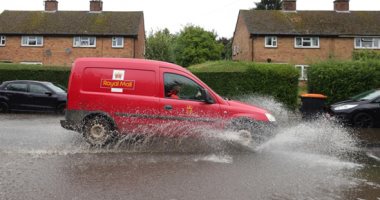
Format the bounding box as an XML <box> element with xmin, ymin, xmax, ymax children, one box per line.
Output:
<box><xmin>158</xmin><ymin>71</ymin><xmax>222</xmax><ymax>136</ymax></box>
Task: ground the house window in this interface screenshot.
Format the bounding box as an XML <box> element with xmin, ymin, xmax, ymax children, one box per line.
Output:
<box><xmin>112</xmin><ymin>37</ymin><xmax>124</xmax><ymax>48</ymax></box>
<box><xmin>265</xmin><ymin>36</ymin><xmax>277</xmax><ymax>48</ymax></box>
<box><xmin>21</xmin><ymin>36</ymin><xmax>43</xmax><ymax>47</ymax></box>
<box><xmin>295</xmin><ymin>37</ymin><xmax>319</xmax><ymax>48</ymax></box>
<box><xmin>73</xmin><ymin>36</ymin><xmax>96</xmax><ymax>47</ymax></box>
<box><xmin>0</xmin><ymin>36</ymin><xmax>5</xmax><ymax>46</ymax></box>
<box><xmin>355</xmin><ymin>37</ymin><xmax>380</xmax><ymax>49</ymax></box>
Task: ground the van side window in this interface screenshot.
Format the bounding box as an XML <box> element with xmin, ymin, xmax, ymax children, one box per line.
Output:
<box><xmin>164</xmin><ymin>73</ymin><xmax>204</xmax><ymax>101</ymax></box>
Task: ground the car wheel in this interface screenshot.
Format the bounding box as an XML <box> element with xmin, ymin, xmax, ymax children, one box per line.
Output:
<box><xmin>83</xmin><ymin>116</ymin><xmax>115</xmax><ymax>147</ymax></box>
<box><xmin>353</xmin><ymin>112</ymin><xmax>374</xmax><ymax>128</ymax></box>
<box><xmin>56</xmin><ymin>104</ymin><xmax>66</xmax><ymax>115</ymax></box>
<box><xmin>0</xmin><ymin>102</ymin><xmax>9</xmax><ymax>113</ymax></box>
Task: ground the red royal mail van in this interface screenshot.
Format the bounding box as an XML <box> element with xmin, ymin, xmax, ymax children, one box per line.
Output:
<box><xmin>61</xmin><ymin>58</ymin><xmax>276</xmax><ymax>146</ymax></box>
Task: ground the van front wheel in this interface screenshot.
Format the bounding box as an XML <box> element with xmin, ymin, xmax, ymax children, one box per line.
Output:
<box><xmin>83</xmin><ymin>116</ymin><xmax>114</xmax><ymax>147</ymax></box>
<box><xmin>228</xmin><ymin>118</ymin><xmax>271</xmax><ymax>147</ymax></box>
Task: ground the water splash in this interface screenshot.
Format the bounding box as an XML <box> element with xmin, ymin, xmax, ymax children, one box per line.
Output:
<box><xmin>237</xmin><ymin>94</ymin><xmax>299</xmax><ymax>125</ymax></box>
<box><xmin>366</xmin><ymin>152</ymin><xmax>380</xmax><ymax>162</ymax></box>
<box><xmin>194</xmin><ymin>154</ymin><xmax>233</xmax><ymax>164</ymax></box>
<box><xmin>258</xmin><ymin>118</ymin><xmax>357</xmax><ymax>153</ymax></box>
<box><xmin>0</xmin><ymin>95</ymin><xmax>361</xmax><ymax>162</ymax></box>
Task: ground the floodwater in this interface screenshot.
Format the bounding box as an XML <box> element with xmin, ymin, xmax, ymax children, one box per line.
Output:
<box><xmin>0</xmin><ymin>105</ymin><xmax>379</xmax><ymax>199</ymax></box>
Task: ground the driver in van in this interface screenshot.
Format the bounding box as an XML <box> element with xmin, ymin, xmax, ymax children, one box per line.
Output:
<box><xmin>167</xmin><ymin>84</ymin><xmax>181</xmax><ymax>99</ymax></box>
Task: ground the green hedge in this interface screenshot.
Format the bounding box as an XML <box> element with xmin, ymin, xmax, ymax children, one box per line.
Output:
<box><xmin>189</xmin><ymin>61</ymin><xmax>300</xmax><ymax>109</ymax></box>
<box><xmin>0</xmin><ymin>64</ymin><xmax>71</xmax><ymax>88</ymax></box>
<box><xmin>308</xmin><ymin>60</ymin><xmax>380</xmax><ymax>104</ymax></box>
<box><xmin>353</xmin><ymin>50</ymin><xmax>380</xmax><ymax>61</ymax></box>
<box><xmin>0</xmin><ymin>61</ymin><xmax>300</xmax><ymax>109</ymax></box>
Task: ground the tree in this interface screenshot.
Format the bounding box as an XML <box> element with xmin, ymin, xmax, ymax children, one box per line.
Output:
<box><xmin>218</xmin><ymin>37</ymin><xmax>232</xmax><ymax>60</ymax></box>
<box><xmin>145</xmin><ymin>28</ymin><xmax>176</xmax><ymax>63</ymax></box>
<box><xmin>174</xmin><ymin>25</ymin><xmax>223</xmax><ymax>67</ymax></box>
<box><xmin>254</xmin><ymin>0</ymin><xmax>282</xmax><ymax>10</ymax></box>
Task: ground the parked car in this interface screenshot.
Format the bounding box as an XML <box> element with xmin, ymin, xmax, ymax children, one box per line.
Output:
<box><xmin>61</xmin><ymin>58</ymin><xmax>276</xmax><ymax>146</ymax></box>
<box><xmin>329</xmin><ymin>89</ymin><xmax>380</xmax><ymax>128</ymax></box>
<box><xmin>0</xmin><ymin>80</ymin><xmax>67</xmax><ymax>114</ymax></box>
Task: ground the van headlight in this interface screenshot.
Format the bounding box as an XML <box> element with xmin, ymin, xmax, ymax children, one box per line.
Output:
<box><xmin>265</xmin><ymin>113</ymin><xmax>276</xmax><ymax>122</ymax></box>
<box><xmin>333</xmin><ymin>104</ymin><xmax>358</xmax><ymax>111</ymax></box>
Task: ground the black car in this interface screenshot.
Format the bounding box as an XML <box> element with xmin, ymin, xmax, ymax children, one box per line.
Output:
<box><xmin>0</xmin><ymin>80</ymin><xmax>67</xmax><ymax>114</ymax></box>
<box><xmin>329</xmin><ymin>89</ymin><xmax>380</xmax><ymax>128</ymax></box>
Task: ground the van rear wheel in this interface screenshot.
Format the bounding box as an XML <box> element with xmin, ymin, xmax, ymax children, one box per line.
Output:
<box><xmin>83</xmin><ymin>116</ymin><xmax>115</xmax><ymax>147</ymax></box>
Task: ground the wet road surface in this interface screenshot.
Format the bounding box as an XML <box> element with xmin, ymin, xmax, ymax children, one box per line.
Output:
<box><xmin>0</xmin><ymin>113</ymin><xmax>379</xmax><ymax>200</ymax></box>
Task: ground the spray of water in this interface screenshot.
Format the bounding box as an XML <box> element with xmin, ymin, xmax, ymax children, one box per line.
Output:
<box><xmin>236</xmin><ymin>95</ymin><xmax>360</xmax><ymax>162</ymax></box>
<box><xmin>2</xmin><ymin>95</ymin><xmax>362</xmax><ymax>166</ymax></box>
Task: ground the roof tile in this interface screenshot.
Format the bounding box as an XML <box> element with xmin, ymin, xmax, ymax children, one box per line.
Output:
<box><xmin>240</xmin><ymin>10</ymin><xmax>380</xmax><ymax>36</ymax></box>
<box><xmin>0</xmin><ymin>10</ymin><xmax>143</xmax><ymax>36</ymax></box>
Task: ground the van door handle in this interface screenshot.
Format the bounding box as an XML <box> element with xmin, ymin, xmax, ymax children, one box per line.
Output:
<box><xmin>164</xmin><ymin>105</ymin><xmax>173</xmax><ymax>110</ymax></box>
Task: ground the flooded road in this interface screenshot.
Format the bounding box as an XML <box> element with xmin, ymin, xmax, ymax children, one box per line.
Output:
<box><xmin>0</xmin><ymin>113</ymin><xmax>379</xmax><ymax>200</ymax></box>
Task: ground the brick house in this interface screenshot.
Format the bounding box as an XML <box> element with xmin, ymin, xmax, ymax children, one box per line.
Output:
<box><xmin>232</xmin><ymin>0</ymin><xmax>380</xmax><ymax>65</ymax></box>
<box><xmin>0</xmin><ymin>0</ymin><xmax>145</xmax><ymax>66</ymax></box>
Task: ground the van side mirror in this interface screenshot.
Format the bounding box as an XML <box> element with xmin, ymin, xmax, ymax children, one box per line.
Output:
<box><xmin>200</xmin><ymin>88</ymin><xmax>214</xmax><ymax>104</ymax></box>
<box><xmin>45</xmin><ymin>92</ymin><xmax>53</xmax><ymax>96</ymax></box>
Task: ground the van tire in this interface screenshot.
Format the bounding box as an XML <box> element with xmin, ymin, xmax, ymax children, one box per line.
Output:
<box><xmin>83</xmin><ymin>116</ymin><xmax>115</xmax><ymax>147</ymax></box>
<box><xmin>228</xmin><ymin>118</ymin><xmax>269</xmax><ymax>146</ymax></box>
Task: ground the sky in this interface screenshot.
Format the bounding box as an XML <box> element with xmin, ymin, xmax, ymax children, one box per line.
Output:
<box><xmin>0</xmin><ymin>0</ymin><xmax>380</xmax><ymax>38</ymax></box>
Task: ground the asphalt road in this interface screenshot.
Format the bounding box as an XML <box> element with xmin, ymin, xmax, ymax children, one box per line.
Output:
<box><xmin>0</xmin><ymin>113</ymin><xmax>379</xmax><ymax>200</ymax></box>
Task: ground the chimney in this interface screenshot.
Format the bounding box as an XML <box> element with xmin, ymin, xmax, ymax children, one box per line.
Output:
<box><xmin>283</xmin><ymin>0</ymin><xmax>296</xmax><ymax>12</ymax></box>
<box><xmin>90</xmin><ymin>0</ymin><xmax>103</xmax><ymax>12</ymax></box>
<box><xmin>334</xmin><ymin>0</ymin><xmax>350</xmax><ymax>12</ymax></box>
<box><xmin>44</xmin><ymin>0</ymin><xmax>58</xmax><ymax>12</ymax></box>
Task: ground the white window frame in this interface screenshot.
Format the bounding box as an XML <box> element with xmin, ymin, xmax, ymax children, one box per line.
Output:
<box><xmin>20</xmin><ymin>62</ymin><xmax>43</xmax><ymax>65</ymax></box>
<box><xmin>0</xmin><ymin>36</ymin><xmax>5</xmax><ymax>46</ymax></box>
<box><xmin>73</xmin><ymin>36</ymin><xmax>96</xmax><ymax>48</ymax></box>
<box><xmin>265</xmin><ymin>36</ymin><xmax>277</xmax><ymax>48</ymax></box>
<box><xmin>295</xmin><ymin>65</ymin><xmax>309</xmax><ymax>81</ymax></box>
<box><xmin>294</xmin><ymin>37</ymin><xmax>319</xmax><ymax>48</ymax></box>
<box><xmin>354</xmin><ymin>37</ymin><xmax>380</xmax><ymax>49</ymax></box>
<box><xmin>112</xmin><ymin>37</ymin><xmax>124</xmax><ymax>48</ymax></box>
<box><xmin>21</xmin><ymin>36</ymin><xmax>43</xmax><ymax>47</ymax></box>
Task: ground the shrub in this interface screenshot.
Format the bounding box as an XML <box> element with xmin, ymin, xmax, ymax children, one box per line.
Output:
<box><xmin>308</xmin><ymin>60</ymin><xmax>380</xmax><ymax>104</ymax></box>
<box><xmin>0</xmin><ymin>64</ymin><xmax>71</xmax><ymax>88</ymax></box>
<box><xmin>189</xmin><ymin>61</ymin><xmax>299</xmax><ymax>109</ymax></box>
<box><xmin>0</xmin><ymin>61</ymin><xmax>300</xmax><ymax>109</ymax></box>
<box><xmin>353</xmin><ymin>50</ymin><xmax>380</xmax><ymax>61</ymax></box>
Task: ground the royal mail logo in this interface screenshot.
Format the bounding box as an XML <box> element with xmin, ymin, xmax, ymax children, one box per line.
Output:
<box><xmin>113</xmin><ymin>70</ymin><xmax>125</xmax><ymax>80</ymax></box>
<box><xmin>101</xmin><ymin>79</ymin><xmax>135</xmax><ymax>90</ymax></box>
<box><xmin>114</xmin><ymin>73</ymin><xmax>123</xmax><ymax>80</ymax></box>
